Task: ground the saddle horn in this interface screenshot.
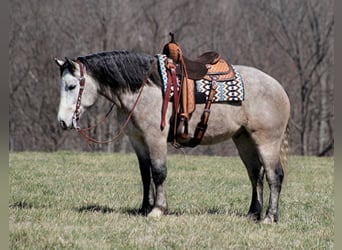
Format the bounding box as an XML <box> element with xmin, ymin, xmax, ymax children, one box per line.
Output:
<box><xmin>163</xmin><ymin>32</ymin><xmax>182</xmax><ymax>63</ymax></box>
<box><xmin>169</xmin><ymin>32</ymin><xmax>176</xmax><ymax>43</ymax></box>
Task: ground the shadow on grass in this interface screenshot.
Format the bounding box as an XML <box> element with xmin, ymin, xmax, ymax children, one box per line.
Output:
<box><xmin>10</xmin><ymin>200</ymin><xmax>52</xmax><ymax>209</ymax></box>
<box><xmin>11</xmin><ymin>200</ymin><xmax>246</xmax><ymax>218</ymax></box>
<box><xmin>76</xmin><ymin>204</ymin><xmax>115</xmax><ymax>214</ymax></box>
<box><xmin>168</xmin><ymin>207</ymin><xmax>245</xmax><ymax>217</ymax></box>
<box><xmin>10</xmin><ymin>200</ymin><xmax>34</xmax><ymax>209</ymax></box>
<box><xmin>75</xmin><ymin>204</ymin><xmax>142</xmax><ymax>216</ymax></box>
<box><xmin>75</xmin><ymin>204</ymin><xmax>245</xmax><ymax>218</ymax></box>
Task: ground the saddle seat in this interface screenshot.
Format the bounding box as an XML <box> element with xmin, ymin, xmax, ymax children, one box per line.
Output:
<box><xmin>186</xmin><ymin>51</ymin><xmax>221</xmax><ymax>65</ymax></box>
<box><xmin>182</xmin><ymin>51</ymin><xmax>219</xmax><ymax>80</ymax></box>
<box><xmin>182</xmin><ymin>51</ymin><xmax>235</xmax><ymax>81</ymax></box>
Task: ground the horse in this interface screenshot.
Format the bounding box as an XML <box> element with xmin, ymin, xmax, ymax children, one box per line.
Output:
<box><xmin>54</xmin><ymin>50</ymin><xmax>290</xmax><ymax>223</ymax></box>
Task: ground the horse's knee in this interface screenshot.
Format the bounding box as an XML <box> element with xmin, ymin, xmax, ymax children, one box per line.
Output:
<box><xmin>151</xmin><ymin>161</ymin><xmax>167</xmax><ymax>185</ymax></box>
<box><xmin>150</xmin><ymin>160</ymin><xmax>168</xmax><ymax>212</ymax></box>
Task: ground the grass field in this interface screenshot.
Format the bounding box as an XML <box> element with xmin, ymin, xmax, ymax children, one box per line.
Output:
<box><xmin>9</xmin><ymin>152</ymin><xmax>334</xmax><ymax>249</ymax></box>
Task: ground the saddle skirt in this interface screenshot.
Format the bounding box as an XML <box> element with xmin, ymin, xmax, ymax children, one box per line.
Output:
<box><xmin>196</xmin><ymin>64</ymin><xmax>244</xmax><ymax>102</ymax></box>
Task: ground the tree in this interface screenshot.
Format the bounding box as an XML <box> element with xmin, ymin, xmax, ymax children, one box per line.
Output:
<box><xmin>238</xmin><ymin>0</ymin><xmax>334</xmax><ymax>155</ymax></box>
<box><xmin>9</xmin><ymin>0</ymin><xmax>334</xmax><ymax>156</ymax></box>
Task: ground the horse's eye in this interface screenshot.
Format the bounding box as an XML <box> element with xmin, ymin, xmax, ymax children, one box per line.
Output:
<box><xmin>68</xmin><ymin>85</ymin><xmax>76</xmax><ymax>91</ymax></box>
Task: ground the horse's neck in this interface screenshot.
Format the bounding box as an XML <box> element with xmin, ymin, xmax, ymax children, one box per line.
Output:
<box><xmin>99</xmin><ymin>86</ymin><xmax>120</xmax><ymax>105</ymax></box>
<box><xmin>115</xmin><ymin>89</ymin><xmax>141</xmax><ymax>111</ymax></box>
<box><xmin>95</xmin><ymin>80</ymin><xmax>137</xmax><ymax>111</ymax></box>
<box><xmin>87</xmin><ymin>75</ymin><xmax>119</xmax><ymax>106</ymax></box>
<box><xmin>113</xmin><ymin>84</ymin><xmax>161</xmax><ymax>114</ymax></box>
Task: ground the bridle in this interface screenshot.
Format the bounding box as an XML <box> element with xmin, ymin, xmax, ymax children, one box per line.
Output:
<box><xmin>72</xmin><ymin>60</ymin><xmax>86</xmax><ymax>129</ymax></box>
<box><xmin>71</xmin><ymin>60</ymin><xmax>154</xmax><ymax>145</ymax></box>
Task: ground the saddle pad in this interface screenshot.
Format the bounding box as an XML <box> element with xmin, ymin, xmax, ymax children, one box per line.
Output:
<box><xmin>157</xmin><ymin>54</ymin><xmax>181</xmax><ymax>97</ymax></box>
<box><xmin>157</xmin><ymin>54</ymin><xmax>169</xmax><ymax>94</ymax></box>
<box><xmin>196</xmin><ymin>65</ymin><xmax>245</xmax><ymax>102</ymax></box>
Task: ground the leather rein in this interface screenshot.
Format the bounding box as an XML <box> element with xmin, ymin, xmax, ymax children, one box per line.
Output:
<box><xmin>73</xmin><ymin>60</ymin><xmax>152</xmax><ymax>145</ymax></box>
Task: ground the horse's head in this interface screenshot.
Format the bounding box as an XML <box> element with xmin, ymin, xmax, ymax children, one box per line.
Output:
<box><xmin>54</xmin><ymin>58</ymin><xmax>98</xmax><ymax>129</ymax></box>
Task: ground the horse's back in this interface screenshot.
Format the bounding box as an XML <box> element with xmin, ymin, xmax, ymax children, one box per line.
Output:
<box><xmin>235</xmin><ymin>65</ymin><xmax>288</xmax><ymax>99</ymax></box>
<box><xmin>196</xmin><ymin>65</ymin><xmax>290</xmax><ymax>145</ymax></box>
<box><xmin>235</xmin><ymin>65</ymin><xmax>290</xmax><ymax>130</ymax></box>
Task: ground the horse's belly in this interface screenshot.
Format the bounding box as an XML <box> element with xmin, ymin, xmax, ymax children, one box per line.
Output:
<box><xmin>188</xmin><ymin>103</ymin><xmax>244</xmax><ymax>145</ymax></box>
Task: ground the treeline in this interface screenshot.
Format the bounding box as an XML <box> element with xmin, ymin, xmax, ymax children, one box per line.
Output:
<box><xmin>9</xmin><ymin>0</ymin><xmax>334</xmax><ymax>156</ymax></box>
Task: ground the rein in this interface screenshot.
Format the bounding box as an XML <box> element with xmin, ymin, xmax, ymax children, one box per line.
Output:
<box><xmin>73</xmin><ymin>60</ymin><xmax>154</xmax><ymax>145</ymax></box>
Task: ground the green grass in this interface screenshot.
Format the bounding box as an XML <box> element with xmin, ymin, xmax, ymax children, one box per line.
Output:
<box><xmin>9</xmin><ymin>152</ymin><xmax>334</xmax><ymax>249</ymax></box>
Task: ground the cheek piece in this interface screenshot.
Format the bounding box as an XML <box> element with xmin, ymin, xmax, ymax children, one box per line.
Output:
<box><xmin>72</xmin><ymin>60</ymin><xmax>85</xmax><ymax>130</ymax></box>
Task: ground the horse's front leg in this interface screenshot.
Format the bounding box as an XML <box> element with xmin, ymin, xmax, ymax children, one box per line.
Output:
<box><xmin>137</xmin><ymin>156</ymin><xmax>167</xmax><ymax>217</ymax></box>
<box><xmin>136</xmin><ymin>156</ymin><xmax>155</xmax><ymax>215</ymax></box>
<box><xmin>130</xmin><ymin>138</ymin><xmax>168</xmax><ymax>217</ymax></box>
<box><xmin>142</xmin><ymin>135</ymin><xmax>168</xmax><ymax>217</ymax></box>
<box><xmin>130</xmin><ymin>138</ymin><xmax>155</xmax><ymax>215</ymax></box>
<box><xmin>147</xmin><ymin>154</ymin><xmax>168</xmax><ymax>217</ymax></box>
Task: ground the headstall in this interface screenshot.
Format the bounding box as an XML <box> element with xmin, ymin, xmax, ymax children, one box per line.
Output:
<box><xmin>72</xmin><ymin>60</ymin><xmax>86</xmax><ymax>129</ymax></box>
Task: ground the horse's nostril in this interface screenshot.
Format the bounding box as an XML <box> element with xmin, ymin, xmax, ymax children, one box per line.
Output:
<box><xmin>60</xmin><ymin>120</ymin><xmax>67</xmax><ymax>129</ymax></box>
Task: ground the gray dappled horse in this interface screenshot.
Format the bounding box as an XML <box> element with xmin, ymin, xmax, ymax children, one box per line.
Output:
<box><xmin>55</xmin><ymin>50</ymin><xmax>290</xmax><ymax>223</ymax></box>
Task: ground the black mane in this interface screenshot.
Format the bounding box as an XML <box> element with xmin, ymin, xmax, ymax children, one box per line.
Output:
<box><xmin>76</xmin><ymin>50</ymin><xmax>160</xmax><ymax>91</ymax></box>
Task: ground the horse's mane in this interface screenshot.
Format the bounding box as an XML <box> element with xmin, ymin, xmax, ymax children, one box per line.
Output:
<box><xmin>75</xmin><ymin>50</ymin><xmax>160</xmax><ymax>91</ymax></box>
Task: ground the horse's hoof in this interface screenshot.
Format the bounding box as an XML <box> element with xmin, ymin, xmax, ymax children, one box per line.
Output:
<box><xmin>262</xmin><ymin>215</ymin><xmax>278</xmax><ymax>224</ymax></box>
<box><xmin>147</xmin><ymin>208</ymin><xmax>163</xmax><ymax>218</ymax></box>
<box><xmin>247</xmin><ymin>212</ymin><xmax>261</xmax><ymax>222</ymax></box>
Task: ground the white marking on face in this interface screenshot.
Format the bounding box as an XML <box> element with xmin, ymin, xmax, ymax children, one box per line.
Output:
<box><xmin>57</xmin><ymin>70</ymin><xmax>80</xmax><ymax>128</ymax></box>
<box><xmin>57</xmin><ymin>67</ymin><xmax>98</xmax><ymax>129</ymax></box>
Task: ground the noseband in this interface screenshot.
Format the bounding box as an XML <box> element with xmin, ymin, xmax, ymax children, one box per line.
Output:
<box><xmin>72</xmin><ymin>60</ymin><xmax>86</xmax><ymax>129</ymax></box>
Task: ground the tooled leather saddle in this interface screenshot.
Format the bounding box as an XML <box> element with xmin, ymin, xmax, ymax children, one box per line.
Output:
<box><xmin>161</xmin><ymin>32</ymin><xmax>237</xmax><ymax>147</ymax></box>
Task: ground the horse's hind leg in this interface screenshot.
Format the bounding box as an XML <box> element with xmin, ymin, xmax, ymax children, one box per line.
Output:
<box><xmin>256</xmin><ymin>140</ymin><xmax>284</xmax><ymax>223</ymax></box>
<box><xmin>233</xmin><ymin>128</ymin><xmax>264</xmax><ymax>221</ymax></box>
<box><xmin>248</xmin><ymin>126</ymin><xmax>286</xmax><ymax>223</ymax></box>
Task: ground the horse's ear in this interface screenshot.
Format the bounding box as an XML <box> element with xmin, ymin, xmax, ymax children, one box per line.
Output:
<box><xmin>65</xmin><ymin>57</ymin><xmax>72</xmax><ymax>64</ymax></box>
<box><xmin>65</xmin><ymin>57</ymin><xmax>77</xmax><ymax>69</ymax></box>
<box><xmin>54</xmin><ymin>58</ymin><xmax>64</xmax><ymax>67</ymax></box>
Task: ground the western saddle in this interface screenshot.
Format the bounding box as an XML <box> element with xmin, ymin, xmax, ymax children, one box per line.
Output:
<box><xmin>161</xmin><ymin>32</ymin><xmax>235</xmax><ymax>147</ymax></box>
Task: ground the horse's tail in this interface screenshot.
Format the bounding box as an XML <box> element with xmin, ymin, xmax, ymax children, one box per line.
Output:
<box><xmin>280</xmin><ymin>123</ymin><xmax>290</xmax><ymax>171</ymax></box>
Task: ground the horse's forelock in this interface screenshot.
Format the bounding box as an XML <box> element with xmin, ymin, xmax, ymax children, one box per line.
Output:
<box><xmin>59</xmin><ymin>58</ymin><xmax>76</xmax><ymax>76</ymax></box>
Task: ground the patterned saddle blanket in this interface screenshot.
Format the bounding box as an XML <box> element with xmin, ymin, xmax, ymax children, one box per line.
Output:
<box><xmin>157</xmin><ymin>54</ymin><xmax>245</xmax><ymax>103</ymax></box>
